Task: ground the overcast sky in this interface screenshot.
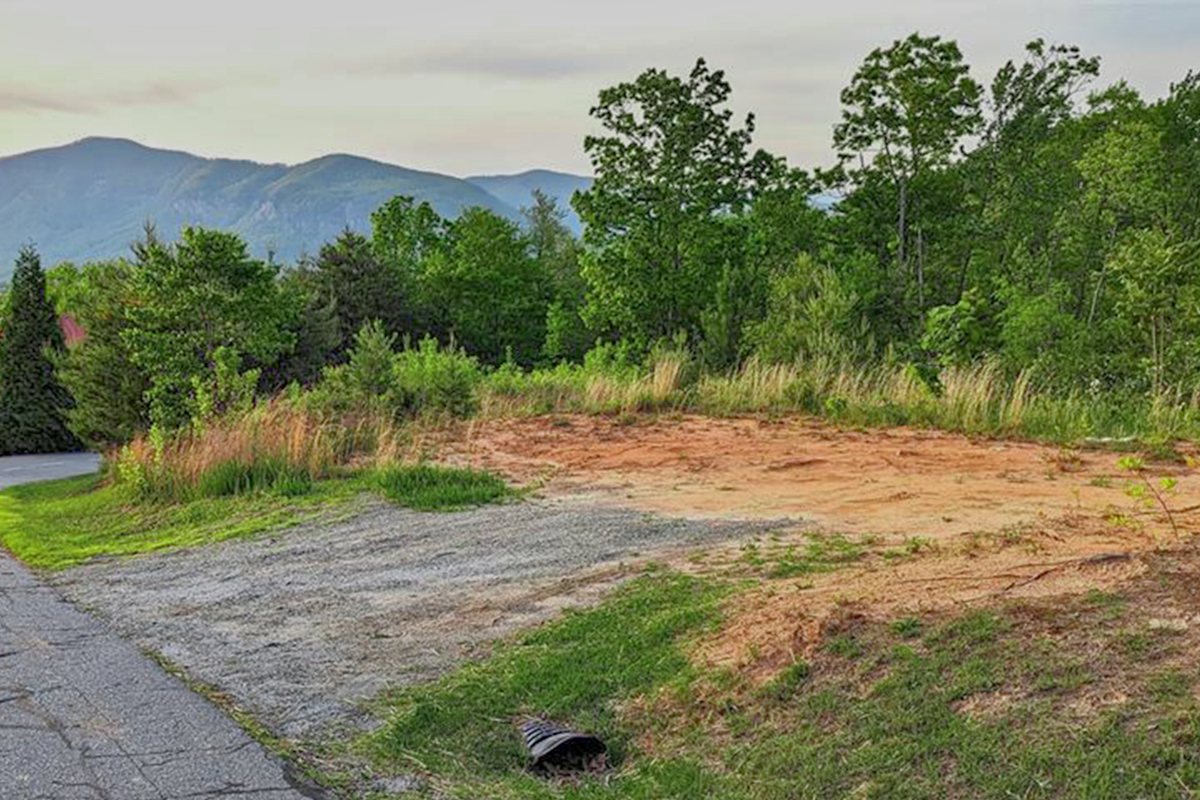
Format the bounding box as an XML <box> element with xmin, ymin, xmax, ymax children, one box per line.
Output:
<box><xmin>1</xmin><ymin>0</ymin><xmax>1197</xmax><ymax>176</ymax></box>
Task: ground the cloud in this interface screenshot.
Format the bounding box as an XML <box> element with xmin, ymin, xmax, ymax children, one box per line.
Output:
<box><xmin>0</xmin><ymin>73</ymin><xmax>271</xmax><ymax>116</ymax></box>
<box><xmin>0</xmin><ymin>88</ymin><xmax>86</xmax><ymax>113</ymax></box>
<box><xmin>324</xmin><ymin>43</ymin><xmax>634</xmax><ymax>81</ymax></box>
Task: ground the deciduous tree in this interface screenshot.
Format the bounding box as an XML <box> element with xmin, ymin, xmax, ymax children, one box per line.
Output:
<box><xmin>574</xmin><ymin>58</ymin><xmax>782</xmax><ymax>350</ymax></box>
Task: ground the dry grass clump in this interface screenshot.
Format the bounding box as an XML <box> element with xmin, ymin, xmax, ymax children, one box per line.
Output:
<box><xmin>113</xmin><ymin>400</ymin><xmax>398</xmax><ymax>500</ymax></box>
<box><xmin>693</xmin><ymin>357</ymin><xmax>1042</xmax><ymax>437</ymax></box>
<box><xmin>479</xmin><ymin>349</ymin><xmax>688</xmax><ymax>417</ymax></box>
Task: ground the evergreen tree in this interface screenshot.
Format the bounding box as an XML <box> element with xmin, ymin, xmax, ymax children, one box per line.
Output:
<box><xmin>0</xmin><ymin>246</ymin><xmax>79</xmax><ymax>455</ymax></box>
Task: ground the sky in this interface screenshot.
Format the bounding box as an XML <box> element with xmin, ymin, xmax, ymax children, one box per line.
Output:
<box><xmin>1</xmin><ymin>0</ymin><xmax>1197</xmax><ymax>176</ymax></box>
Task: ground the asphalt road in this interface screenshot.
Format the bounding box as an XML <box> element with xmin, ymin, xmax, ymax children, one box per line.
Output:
<box><xmin>0</xmin><ymin>454</ymin><xmax>321</xmax><ymax>799</ymax></box>
<box><xmin>0</xmin><ymin>453</ymin><xmax>102</xmax><ymax>490</ymax></box>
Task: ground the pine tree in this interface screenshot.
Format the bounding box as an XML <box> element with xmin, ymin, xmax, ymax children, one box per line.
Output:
<box><xmin>0</xmin><ymin>246</ymin><xmax>79</xmax><ymax>455</ymax></box>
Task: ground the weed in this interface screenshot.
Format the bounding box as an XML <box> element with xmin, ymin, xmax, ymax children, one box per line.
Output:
<box><xmin>904</xmin><ymin>535</ymin><xmax>937</xmax><ymax>555</ymax></box>
<box><xmin>1118</xmin><ymin>454</ymin><xmax>1147</xmax><ymax>472</ymax></box>
<box><xmin>825</xmin><ymin>635</ymin><xmax>863</xmax><ymax>659</ymax></box>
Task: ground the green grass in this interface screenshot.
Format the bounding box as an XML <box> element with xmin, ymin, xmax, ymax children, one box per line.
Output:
<box><xmin>357</xmin><ymin>566</ymin><xmax>1200</xmax><ymax>799</ymax></box>
<box><xmin>0</xmin><ymin>473</ymin><xmax>364</xmax><ymax>570</ymax></box>
<box><xmin>194</xmin><ymin>458</ymin><xmax>314</xmax><ymax>499</ymax></box>
<box><xmin>373</xmin><ymin>463</ymin><xmax>515</xmax><ymax>511</ymax></box>
<box><xmin>362</xmin><ymin>572</ymin><xmax>731</xmax><ymax>796</ymax></box>
<box><xmin>0</xmin><ymin>462</ymin><xmax>516</xmax><ymax>569</ymax></box>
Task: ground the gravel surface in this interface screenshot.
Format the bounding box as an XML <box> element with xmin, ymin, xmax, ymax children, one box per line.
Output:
<box><xmin>53</xmin><ymin>498</ymin><xmax>785</xmax><ymax>740</ymax></box>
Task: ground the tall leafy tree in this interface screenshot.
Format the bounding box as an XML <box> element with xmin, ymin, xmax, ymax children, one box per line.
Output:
<box><xmin>1155</xmin><ymin>71</ymin><xmax>1200</xmax><ymax>239</ymax></box>
<box><xmin>524</xmin><ymin>190</ymin><xmax>591</xmax><ymax>362</ymax></box>
<box><xmin>370</xmin><ymin>196</ymin><xmax>449</xmax><ymax>334</ymax></box>
<box><xmin>123</xmin><ymin>227</ymin><xmax>293</xmax><ymax>430</ymax></box>
<box><xmin>833</xmin><ymin>33</ymin><xmax>982</xmax><ymax>311</ymax></box>
<box><xmin>574</xmin><ymin>58</ymin><xmax>783</xmax><ymax>350</ymax></box>
<box><xmin>56</xmin><ymin>260</ymin><xmax>151</xmax><ymax>447</ymax></box>
<box><xmin>965</xmin><ymin>41</ymin><xmax>1100</xmax><ymax>297</ymax></box>
<box><xmin>371</xmin><ymin>196</ymin><xmax>447</xmax><ymax>280</ymax></box>
<box><xmin>256</xmin><ymin>268</ymin><xmax>340</xmax><ymax>390</ymax></box>
<box><xmin>306</xmin><ymin>230</ymin><xmax>410</xmax><ymax>352</ymax></box>
<box><xmin>1108</xmin><ymin>229</ymin><xmax>1200</xmax><ymax>394</ymax></box>
<box><xmin>0</xmin><ymin>246</ymin><xmax>78</xmax><ymax>455</ymax></box>
<box><xmin>422</xmin><ymin>208</ymin><xmax>550</xmax><ymax>366</ymax></box>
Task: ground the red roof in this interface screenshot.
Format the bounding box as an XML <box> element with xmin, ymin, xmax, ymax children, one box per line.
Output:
<box><xmin>0</xmin><ymin>314</ymin><xmax>86</xmax><ymax>346</ymax></box>
<box><xmin>59</xmin><ymin>314</ymin><xmax>87</xmax><ymax>346</ymax></box>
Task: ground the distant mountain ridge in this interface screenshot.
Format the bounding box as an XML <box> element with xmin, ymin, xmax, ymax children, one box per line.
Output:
<box><xmin>0</xmin><ymin>137</ymin><xmax>592</xmax><ymax>280</ymax></box>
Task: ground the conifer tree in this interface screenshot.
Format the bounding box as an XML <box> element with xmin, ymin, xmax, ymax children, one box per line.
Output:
<box><xmin>0</xmin><ymin>246</ymin><xmax>78</xmax><ymax>455</ymax></box>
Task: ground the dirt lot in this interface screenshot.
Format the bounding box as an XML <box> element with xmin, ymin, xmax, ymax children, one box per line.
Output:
<box><xmin>438</xmin><ymin>415</ymin><xmax>1200</xmax><ymax>680</ymax></box>
<box><xmin>442</xmin><ymin>415</ymin><xmax>1193</xmax><ymax>539</ymax></box>
<box><xmin>52</xmin><ymin>414</ymin><xmax>1200</xmax><ymax>738</ymax></box>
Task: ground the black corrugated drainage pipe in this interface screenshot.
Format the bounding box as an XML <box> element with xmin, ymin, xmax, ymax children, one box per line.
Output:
<box><xmin>519</xmin><ymin>719</ymin><xmax>608</xmax><ymax>773</ymax></box>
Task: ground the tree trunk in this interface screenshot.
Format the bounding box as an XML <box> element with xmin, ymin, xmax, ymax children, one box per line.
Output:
<box><xmin>916</xmin><ymin>225</ymin><xmax>926</xmax><ymax>311</ymax></box>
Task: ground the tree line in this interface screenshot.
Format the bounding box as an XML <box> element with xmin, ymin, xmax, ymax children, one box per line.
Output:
<box><xmin>2</xmin><ymin>34</ymin><xmax>1199</xmax><ymax>454</ymax></box>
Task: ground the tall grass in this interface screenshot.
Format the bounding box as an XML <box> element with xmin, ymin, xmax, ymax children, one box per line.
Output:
<box><xmin>116</xmin><ymin>352</ymin><xmax>1200</xmax><ymax>504</ymax></box>
<box><xmin>483</xmin><ymin>354</ymin><xmax>1200</xmax><ymax>445</ymax></box>
<box><xmin>479</xmin><ymin>349</ymin><xmax>688</xmax><ymax>416</ymax></box>
<box><xmin>114</xmin><ymin>400</ymin><xmax>397</xmax><ymax>501</ymax></box>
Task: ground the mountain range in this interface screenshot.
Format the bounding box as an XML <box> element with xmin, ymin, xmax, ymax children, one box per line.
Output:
<box><xmin>0</xmin><ymin>137</ymin><xmax>592</xmax><ymax>281</ymax></box>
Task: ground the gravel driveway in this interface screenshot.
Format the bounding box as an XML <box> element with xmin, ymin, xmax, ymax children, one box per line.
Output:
<box><xmin>53</xmin><ymin>497</ymin><xmax>784</xmax><ymax>740</ymax></box>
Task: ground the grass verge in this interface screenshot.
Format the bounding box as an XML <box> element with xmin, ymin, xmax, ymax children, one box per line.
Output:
<box><xmin>361</xmin><ymin>571</ymin><xmax>732</xmax><ymax>797</ymax></box>
<box><xmin>0</xmin><ymin>473</ymin><xmax>365</xmax><ymax>570</ymax></box>
<box><xmin>0</xmin><ymin>462</ymin><xmax>515</xmax><ymax>569</ymax></box>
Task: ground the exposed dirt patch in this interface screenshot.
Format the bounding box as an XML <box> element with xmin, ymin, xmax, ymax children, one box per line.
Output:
<box><xmin>438</xmin><ymin>415</ymin><xmax>1196</xmax><ymax>543</ymax></box>
<box><xmin>52</xmin><ymin>414</ymin><xmax>1200</xmax><ymax>748</ymax></box>
<box><xmin>430</xmin><ymin>415</ymin><xmax>1200</xmax><ymax>680</ymax></box>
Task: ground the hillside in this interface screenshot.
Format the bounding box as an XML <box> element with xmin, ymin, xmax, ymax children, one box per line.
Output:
<box><xmin>466</xmin><ymin>170</ymin><xmax>592</xmax><ymax>233</ymax></box>
<box><xmin>0</xmin><ymin>138</ymin><xmax>591</xmax><ymax>279</ymax></box>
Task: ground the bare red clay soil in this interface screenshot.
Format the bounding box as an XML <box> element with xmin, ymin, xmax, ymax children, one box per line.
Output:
<box><xmin>437</xmin><ymin>414</ymin><xmax>1200</xmax><ymax>679</ymax></box>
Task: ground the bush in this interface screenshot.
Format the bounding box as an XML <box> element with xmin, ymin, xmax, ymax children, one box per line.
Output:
<box><xmin>746</xmin><ymin>255</ymin><xmax>872</xmax><ymax>366</ymax></box>
<box><xmin>307</xmin><ymin>324</ymin><xmax>481</xmax><ymax>419</ymax></box>
<box><xmin>391</xmin><ymin>336</ymin><xmax>481</xmax><ymax>417</ymax></box>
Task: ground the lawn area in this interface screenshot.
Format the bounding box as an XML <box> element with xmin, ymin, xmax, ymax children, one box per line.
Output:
<box><xmin>359</xmin><ymin>553</ymin><xmax>1200</xmax><ymax>799</ymax></box>
<box><xmin>0</xmin><ymin>473</ymin><xmax>365</xmax><ymax>569</ymax></box>
<box><xmin>0</xmin><ymin>464</ymin><xmax>515</xmax><ymax>570</ymax></box>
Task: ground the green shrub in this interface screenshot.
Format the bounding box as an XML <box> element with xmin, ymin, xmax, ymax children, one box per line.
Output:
<box><xmin>307</xmin><ymin>326</ymin><xmax>481</xmax><ymax>420</ymax></box>
<box><xmin>391</xmin><ymin>336</ymin><xmax>481</xmax><ymax>417</ymax></box>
